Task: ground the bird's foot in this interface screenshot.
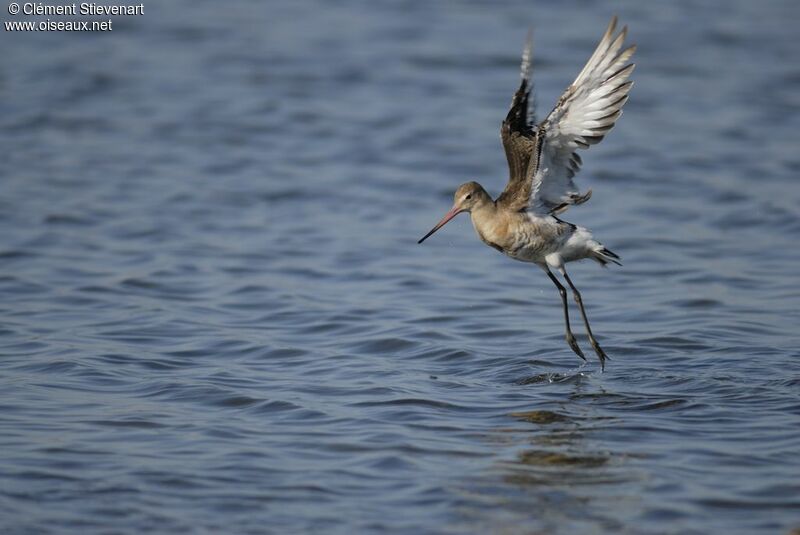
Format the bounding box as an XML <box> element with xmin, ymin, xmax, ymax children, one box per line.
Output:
<box><xmin>589</xmin><ymin>338</ymin><xmax>608</xmax><ymax>371</ymax></box>
<box><xmin>566</xmin><ymin>334</ymin><xmax>586</xmax><ymax>362</ymax></box>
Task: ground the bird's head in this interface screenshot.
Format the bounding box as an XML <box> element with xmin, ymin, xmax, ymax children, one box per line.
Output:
<box><xmin>418</xmin><ymin>181</ymin><xmax>491</xmax><ymax>244</ymax></box>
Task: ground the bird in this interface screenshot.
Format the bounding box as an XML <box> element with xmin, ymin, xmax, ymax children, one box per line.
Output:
<box><xmin>417</xmin><ymin>17</ymin><xmax>635</xmax><ymax>370</ymax></box>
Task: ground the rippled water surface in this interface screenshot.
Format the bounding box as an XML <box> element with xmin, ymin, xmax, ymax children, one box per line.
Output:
<box><xmin>2</xmin><ymin>1</ymin><xmax>800</xmax><ymax>533</ymax></box>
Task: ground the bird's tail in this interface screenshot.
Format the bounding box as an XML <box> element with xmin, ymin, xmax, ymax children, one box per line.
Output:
<box><xmin>591</xmin><ymin>245</ymin><xmax>622</xmax><ymax>266</ymax></box>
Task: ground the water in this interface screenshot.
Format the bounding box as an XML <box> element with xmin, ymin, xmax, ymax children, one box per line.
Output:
<box><xmin>2</xmin><ymin>1</ymin><xmax>800</xmax><ymax>533</ymax></box>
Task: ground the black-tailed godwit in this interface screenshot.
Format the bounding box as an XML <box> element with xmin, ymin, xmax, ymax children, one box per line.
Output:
<box><xmin>418</xmin><ymin>17</ymin><xmax>635</xmax><ymax>370</ymax></box>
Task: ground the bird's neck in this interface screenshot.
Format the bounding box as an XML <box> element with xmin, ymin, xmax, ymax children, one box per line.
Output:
<box><xmin>470</xmin><ymin>199</ymin><xmax>496</xmax><ymax>220</ymax></box>
<box><xmin>469</xmin><ymin>201</ymin><xmax>505</xmax><ymax>244</ymax></box>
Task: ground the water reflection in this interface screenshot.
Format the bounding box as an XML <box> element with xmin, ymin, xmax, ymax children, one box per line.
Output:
<box><xmin>505</xmin><ymin>376</ymin><xmax>628</xmax><ymax>485</ymax></box>
<box><xmin>452</xmin><ymin>374</ymin><xmax>639</xmax><ymax>532</ymax></box>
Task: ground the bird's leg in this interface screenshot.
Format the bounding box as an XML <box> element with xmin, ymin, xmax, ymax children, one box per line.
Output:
<box><xmin>546</xmin><ymin>269</ymin><xmax>585</xmax><ymax>362</ymax></box>
<box><xmin>559</xmin><ymin>267</ymin><xmax>608</xmax><ymax>370</ymax></box>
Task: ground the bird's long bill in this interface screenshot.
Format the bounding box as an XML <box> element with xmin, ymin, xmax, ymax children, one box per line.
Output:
<box><xmin>418</xmin><ymin>206</ymin><xmax>463</xmax><ymax>244</ymax></box>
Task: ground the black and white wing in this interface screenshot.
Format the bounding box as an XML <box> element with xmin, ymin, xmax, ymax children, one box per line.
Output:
<box><xmin>528</xmin><ymin>16</ymin><xmax>635</xmax><ymax>214</ymax></box>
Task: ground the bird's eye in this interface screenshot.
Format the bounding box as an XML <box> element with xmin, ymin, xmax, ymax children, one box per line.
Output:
<box><xmin>465</xmin><ymin>194</ymin><xmax>472</xmax><ymax>200</ymax></box>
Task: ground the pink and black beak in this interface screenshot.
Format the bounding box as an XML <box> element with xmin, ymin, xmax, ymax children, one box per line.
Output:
<box><xmin>418</xmin><ymin>205</ymin><xmax>464</xmax><ymax>244</ymax></box>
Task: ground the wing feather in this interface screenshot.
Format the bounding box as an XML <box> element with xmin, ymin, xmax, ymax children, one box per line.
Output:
<box><xmin>496</xmin><ymin>32</ymin><xmax>538</xmax><ymax>209</ymax></box>
<box><xmin>499</xmin><ymin>17</ymin><xmax>636</xmax><ymax>214</ymax></box>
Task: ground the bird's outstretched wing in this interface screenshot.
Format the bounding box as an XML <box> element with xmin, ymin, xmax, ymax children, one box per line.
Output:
<box><xmin>496</xmin><ymin>32</ymin><xmax>537</xmax><ymax>208</ymax></box>
<box><xmin>498</xmin><ymin>17</ymin><xmax>635</xmax><ymax>214</ymax></box>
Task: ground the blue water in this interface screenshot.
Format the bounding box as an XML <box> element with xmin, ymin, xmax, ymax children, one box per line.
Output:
<box><xmin>2</xmin><ymin>1</ymin><xmax>800</xmax><ymax>533</ymax></box>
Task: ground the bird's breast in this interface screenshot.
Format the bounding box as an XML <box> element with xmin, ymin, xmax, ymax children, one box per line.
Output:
<box><xmin>472</xmin><ymin>211</ymin><xmax>569</xmax><ymax>262</ymax></box>
<box><xmin>471</xmin><ymin>211</ymin><xmax>528</xmax><ymax>259</ymax></box>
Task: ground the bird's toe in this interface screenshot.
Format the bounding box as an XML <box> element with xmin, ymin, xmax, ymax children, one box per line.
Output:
<box><xmin>589</xmin><ymin>339</ymin><xmax>609</xmax><ymax>370</ymax></box>
<box><xmin>566</xmin><ymin>334</ymin><xmax>586</xmax><ymax>361</ymax></box>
